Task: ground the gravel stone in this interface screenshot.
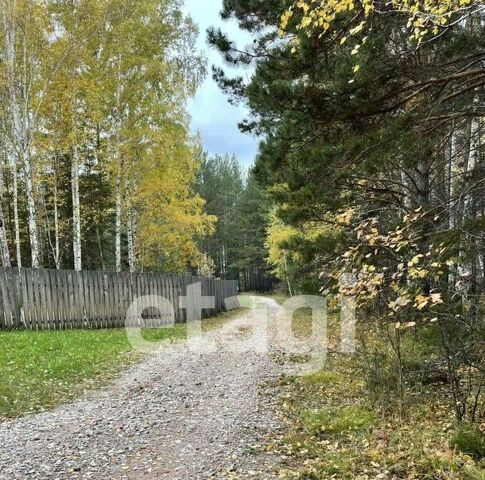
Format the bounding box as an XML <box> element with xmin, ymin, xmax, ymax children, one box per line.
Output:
<box><xmin>0</xmin><ymin>297</ymin><xmax>282</xmax><ymax>479</ymax></box>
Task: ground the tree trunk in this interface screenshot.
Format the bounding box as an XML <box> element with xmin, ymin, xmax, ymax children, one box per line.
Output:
<box><xmin>455</xmin><ymin>14</ymin><xmax>482</xmax><ymax>292</ymax></box>
<box><xmin>415</xmin><ymin>159</ymin><xmax>430</xmax><ymax>209</ymax></box>
<box><xmin>22</xmin><ymin>147</ymin><xmax>40</xmax><ymax>268</ymax></box>
<box><xmin>11</xmin><ymin>155</ymin><xmax>21</xmax><ymax>267</ymax></box>
<box><xmin>448</xmin><ymin>127</ymin><xmax>459</xmax><ymax>288</ymax></box>
<box><xmin>2</xmin><ymin>1</ymin><xmax>20</xmax><ymax>267</ymax></box>
<box><xmin>114</xmin><ymin>56</ymin><xmax>123</xmax><ymax>273</ymax></box>
<box><xmin>0</xmin><ymin>158</ymin><xmax>11</xmax><ymax>267</ymax></box>
<box><xmin>448</xmin><ymin>128</ymin><xmax>458</xmax><ymax>230</ymax></box>
<box><xmin>463</xmin><ymin>115</ymin><xmax>480</xmax><ymax>213</ymax></box>
<box><xmin>2</xmin><ymin>1</ymin><xmax>39</xmax><ymax>268</ymax></box>
<box><xmin>457</xmin><ymin>115</ymin><xmax>480</xmax><ymax>290</ymax></box>
<box><xmin>127</xmin><ymin>212</ymin><xmax>136</xmax><ymax>273</ymax></box>
<box><xmin>71</xmin><ymin>142</ymin><xmax>82</xmax><ymax>271</ymax></box>
<box><xmin>53</xmin><ymin>182</ymin><xmax>60</xmax><ymax>269</ymax></box>
<box><xmin>284</xmin><ymin>253</ymin><xmax>293</xmax><ymax>297</ymax></box>
<box><xmin>125</xmin><ymin>178</ymin><xmax>136</xmax><ymax>273</ymax></box>
<box><xmin>115</xmin><ymin>177</ymin><xmax>122</xmax><ymax>273</ymax></box>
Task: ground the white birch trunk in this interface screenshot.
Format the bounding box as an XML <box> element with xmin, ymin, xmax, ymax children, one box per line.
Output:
<box><xmin>456</xmin><ymin>17</ymin><xmax>481</xmax><ymax>288</ymax></box>
<box><xmin>22</xmin><ymin>148</ymin><xmax>40</xmax><ymax>268</ymax></box>
<box><xmin>0</xmin><ymin>208</ymin><xmax>10</xmax><ymax>267</ymax></box>
<box><xmin>2</xmin><ymin>1</ymin><xmax>20</xmax><ymax>267</ymax></box>
<box><xmin>71</xmin><ymin>141</ymin><xmax>82</xmax><ymax>271</ymax></box>
<box><xmin>2</xmin><ymin>0</ymin><xmax>40</xmax><ymax>268</ymax></box>
<box><xmin>125</xmin><ymin>178</ymin><xmax>136</xmax><ymax>273</ymax></box>
<box><xmin>115</xmin><ymin>177</ymin><xmax>122</xmax><ymax>273</ymax></box>
<box><xmin>448</xmin><ymin>128</ymin><xmax>459</xmax><ymax>288</ymax></box>
<box><xmin>11</xmin><ymin>154</ymin><xmax>21</xmax><ymax>267</ymax></box>
<box><xmin>114</xmin><ymin>56</ymin><xmax>123</xmax><ymax>273</ymax></box>
<box><xmin>457</xmin><ymin>116</ymin><xmax>480</xmax><ymax>287</ymax></box>
<box><xmin>449</xmin><ymin>129</ymin><xmax>458</xmax><ymax>229</ymax></box>
<box><xmin>127</xmin><ymin>212</ymin><xmax>136</xmax><ymax>273</ymax></box>
<box><xmin>463</xmin><ymin>116</ymin><xmax>480</xmax><ymax>213</ymax></box>
<box><xmin>53</xmin><ymin>182</ymin><xmax>60</xmax><ymax>269</ymax></box>
<box><xmin>0</xmin><ymin>157</ymin><xmax>11</xmax><ymax>266</ymax></box>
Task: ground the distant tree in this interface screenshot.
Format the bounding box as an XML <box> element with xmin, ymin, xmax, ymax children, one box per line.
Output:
<box><xmin>231</xmin><ymin>171</ymin><xmax>273</xmax><ymax>290</ymax></box>
<box><xmin>196</xmin><ymin>153</ymin><xmax>244</xmax><ymax>278</ymax></box>
<box><xmin>196</xmin><ymin>155</ymin><xmax>273</xmax><ymax>288</ymax></box>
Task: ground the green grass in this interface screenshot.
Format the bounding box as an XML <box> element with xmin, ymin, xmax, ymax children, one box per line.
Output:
<box><xmin>302</xmin><ymin>369</ymin><xmax>340</xmax><ymax>385</ymax></box>
<box><xmin>0</xmin><ymin>309</ymin><xmax>242</xmax><ymax>418</ymax></box>
<box><xmin>301</xmin><ymin>405</ymin><xmax>375</xmax><ymax>435</ymax></box>
<box><xmin>450</xmin><ymin>424</ymin><xmax>485</xmax><ymax>461</ymax></box>
<box><xmin>141</xmin><ymin>324</ymin><xmax>187</xmax><ymax>342</ymax></box>
<box><xmin>0</xmin><ymin>329</ymin><xmax>136</xmax><ymax>417</ymax></box>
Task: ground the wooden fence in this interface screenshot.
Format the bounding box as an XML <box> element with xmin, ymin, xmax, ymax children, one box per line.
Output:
<box><xmin>0</xmin><ymin>267</ymin><xmax>239</xmax><ymax>330</ymax></box>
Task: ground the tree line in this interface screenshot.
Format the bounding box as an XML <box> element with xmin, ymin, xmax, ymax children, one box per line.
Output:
<box><xmin>195</xmin><ymin>153</ymin><xmax>273</xmax><ymax>290</ymax></box>
<box><xmin>210</xmin><ymin>1</ymin><xmax>484</xmax><ymax>424</ymax></box>
<box><xmin>0</xmin><ymin>0</ymin><xmax>214</xmax><ymax>273</ymax></box>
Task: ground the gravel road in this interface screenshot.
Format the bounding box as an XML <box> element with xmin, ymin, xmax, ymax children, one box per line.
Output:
<box><xmin>0</xmin><ymin>297</ymin><xmax>282</xmax><ymax>480</ymax></box>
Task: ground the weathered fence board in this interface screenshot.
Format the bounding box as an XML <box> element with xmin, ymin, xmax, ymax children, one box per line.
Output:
<box><xmin>0</xmin><ymin>267</ymin><xmax>239</xmax><ymax>330</ymax></box>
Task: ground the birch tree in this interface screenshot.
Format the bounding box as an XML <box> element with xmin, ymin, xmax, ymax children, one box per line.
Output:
<box><xmin>0</xmin><ymin>0</ymin><xmax>211</xmax><ymax>273</ymax></box>
<box><xmin>71</xmin><ymin>118</ymin><xmax>82</xmax><ymax>271</ymax></box>
<box><xmin>1</xmin><ymin>0</ymin><xmax>24</xmax><ymax>267</ymax></box>
<box><xmin>89</xmin><ymin>0</ymin><xmax>205</xmax><ymax>272</ymax></box>
<box><xmin>0</xmin><ymin>0</ymin><xmax>47</xmax><ymax>268</ymax></box>
<box><xmin>0</xmin><ymin>154</ymin><xmax>11</xmax><ymax>266</ymax></box>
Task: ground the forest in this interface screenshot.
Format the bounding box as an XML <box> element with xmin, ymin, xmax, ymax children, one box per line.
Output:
<box><xmin>0</xmin><ymin>0</ymin><xmax>214</xmax><ymax>273</ymax></box>
<box><xmin>0</xmin><ymin>0</ymin><xmax>484</xmax><ymax>477</ymax></box>
<box><xmin>0</xmin><ymin>0</ymin><xmax>274</xmax><ymax>286</ymax></box>
<box><xmin>206</xmin><ymin>0</ymin><xmax>485</xmax><ymax>474</ymax></box>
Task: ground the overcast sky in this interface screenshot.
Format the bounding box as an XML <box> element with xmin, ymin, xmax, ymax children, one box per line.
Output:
<box><xmin>183</xmin><ymin>0</ymin><xmax>258</xmax><ymax>168</ymax></box>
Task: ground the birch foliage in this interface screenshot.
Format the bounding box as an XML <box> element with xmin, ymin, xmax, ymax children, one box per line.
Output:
<box><xmin>0</xmin><ymin>0</ymin><xmax>212</xmax><ymax>272</ymax></box>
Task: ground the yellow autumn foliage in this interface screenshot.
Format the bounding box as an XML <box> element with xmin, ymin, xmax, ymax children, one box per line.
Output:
<box><xmin>266</xmin><ymin>208</ymin><xmax>336</xmax><ymax>281</ymax></box>
<box><xmin>266</xmin><ymin>210</ymin><xmax>300</xmax><ymax>279</ymax></box>
<box><xmin>281</xmin><ymin>0</ymin><xmax>480</xmax><ymax>43</ymax></box>
<box><xmin>133</xmin><ymin>131</ymin><xmax>216</xmax><ymax>273</ymax></box>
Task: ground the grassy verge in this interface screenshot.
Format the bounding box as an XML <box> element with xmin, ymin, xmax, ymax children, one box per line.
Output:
<box><xmin>268</xmin><ymin>308</ymin><xmax>484</xmax><ymax>479</ymax></box>
<box><xmin>0</xmin><ymin>308</ymin><xmax>242</xmax><ymax>418</ymax></box>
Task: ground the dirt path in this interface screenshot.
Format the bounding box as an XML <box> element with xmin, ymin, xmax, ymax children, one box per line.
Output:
<box><xmin>0</xmin><ymin>297</ymin><xmax>282</xmax><ymax>480</ymax></box>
